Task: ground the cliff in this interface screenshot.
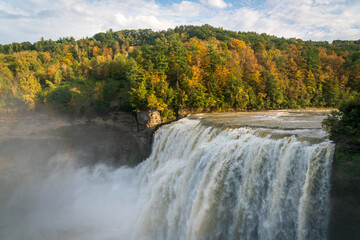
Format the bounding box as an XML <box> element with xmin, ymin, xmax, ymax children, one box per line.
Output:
<box><xmin>134</xmin><ymin>110</ymin><xmax>162</xmax><ymax>160</ymax></box>
<box><xmin>0</xmin><ymin>109</ymin><xmax>163</xmax><ymax>167</ymax></box>
<box><xmin>329</xmin><ymin>135</ymin><xmax>360</xmax><ymax>240</ymax></box>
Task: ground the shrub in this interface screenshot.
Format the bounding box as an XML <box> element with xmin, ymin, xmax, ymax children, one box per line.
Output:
<box><xmin>323</xmin><ymin>96</ymin><xmax>360</xmax><ymax>137</ymax></box>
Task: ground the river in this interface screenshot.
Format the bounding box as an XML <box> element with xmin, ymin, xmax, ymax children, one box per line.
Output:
<box><xmin>0</xmin><ymin>110</ymin><xmax>333</xmax><ymax>240</ymax></box>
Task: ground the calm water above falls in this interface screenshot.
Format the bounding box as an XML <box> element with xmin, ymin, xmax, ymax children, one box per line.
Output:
<box><xmin>0</xmin><ymin>111</ymin><xmax>334</xmax><ymax>240</ymax></box>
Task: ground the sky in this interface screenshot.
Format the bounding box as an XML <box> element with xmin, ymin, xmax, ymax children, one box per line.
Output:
<box><xmin>0</xmin><ymin>0</ymin><xmax>359</xmax><ymax>44</ymax></box>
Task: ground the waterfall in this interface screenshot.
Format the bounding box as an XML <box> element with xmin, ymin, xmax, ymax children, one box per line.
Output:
<box><xmin>0</xmin><ymin>117</ymin><xmax>334</xmax><ymax>240</ymax></box>
<box><xmin>134</xmin><ymin>118</ymin><xmax>334</xmax><ymax>240</ymax></box>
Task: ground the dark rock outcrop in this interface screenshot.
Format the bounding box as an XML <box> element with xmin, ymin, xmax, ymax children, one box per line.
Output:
<box><xmin>329</xmin><ymin>136</ymin><xmax>360</xmax><ymax>240</ymax></box>
<box><xmin>135</xmin><ymin>110</ymin><xmax>162</xmax><ymax>157</ymax></box>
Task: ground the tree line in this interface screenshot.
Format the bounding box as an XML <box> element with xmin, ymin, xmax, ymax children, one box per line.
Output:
<box><xmin>0</xmin><ymin>25</ymin><xmax>359</xmax><ymax>121</ymax></box>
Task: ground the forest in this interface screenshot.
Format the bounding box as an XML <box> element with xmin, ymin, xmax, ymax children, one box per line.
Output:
<box><xmin>0</xmin><ymin>24</ymin><xmax>359</xmax><ymax>121</ymax></box>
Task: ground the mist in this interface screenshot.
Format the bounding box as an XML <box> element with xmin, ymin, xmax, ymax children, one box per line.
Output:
<box><xmin>0</xmin><ymin>111</ymin><xmax>144</xmax><ymax>240</ymax></box>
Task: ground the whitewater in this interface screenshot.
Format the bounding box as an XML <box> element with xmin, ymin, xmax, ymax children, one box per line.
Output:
<box><xmin>0</xmin><ymin>113</ymin><xmax>334</xmax><ymax>240</ymax></box>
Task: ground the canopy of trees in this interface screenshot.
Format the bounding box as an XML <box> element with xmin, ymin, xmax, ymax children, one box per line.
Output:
<box><xmin>323</xmin><ymin>96</ymin><xmax>360</xmax><ymax>137</ymax></box>
<box><xmin>0</xmin><ymin>25</ymin><xmax>359</xmax><ymax>120</ymax></box>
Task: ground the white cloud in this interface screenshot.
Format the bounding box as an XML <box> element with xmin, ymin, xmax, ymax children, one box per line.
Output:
<box><xmin>200</xmin><ymin>0</ymin><xmax>229</xmax><ymax>8</ymax></box>
<box><xmin>172</xmin><ymin>1</ymin><xmax>203</xmax><ymax>17</ymax></box>
<box><xmin>261</xmin><ymin>0</ymin><xmax>360</xmax><ymax>40</ymax></box>
<box><xmin>0</xmin><ymin>0</ymin><xmax>358</xmax><ymax>44</ymax></box>
<box><xmin>209</xmin><ymin>0</ymin><xmax>360</xmax><ymax>41</ymax></box>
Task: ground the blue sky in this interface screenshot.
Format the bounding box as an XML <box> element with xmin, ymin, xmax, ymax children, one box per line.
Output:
<box><xmin>0</xmin><ymin>0</ymin><xmax>359</xmax><ymax>44</ymax></box>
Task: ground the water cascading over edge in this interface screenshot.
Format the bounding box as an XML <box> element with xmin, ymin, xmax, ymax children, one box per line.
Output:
<box><xmin>133</xmin><ymin>118</ymin><xmax>334</xmax><ymax>240</ymax></box>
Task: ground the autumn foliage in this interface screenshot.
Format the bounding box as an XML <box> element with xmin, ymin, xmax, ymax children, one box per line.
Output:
<box><xmin>0</xmin><ymin>25</ymin><xmax>359</xmax><ymax>120</ymax></box>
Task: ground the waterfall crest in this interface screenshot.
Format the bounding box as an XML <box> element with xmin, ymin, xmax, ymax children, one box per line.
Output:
<box><xmin>134</xmin><ymin>118</ymin><xmax>334</xmax><ymax>240</ymax></box>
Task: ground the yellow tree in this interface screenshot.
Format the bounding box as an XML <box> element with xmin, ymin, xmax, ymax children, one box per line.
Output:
<box><xmin>20</xmin><ymin>74</ymin><xmax>41</xmax><ymax>109</ymax></box>
<box><xmin>0</xmin><ymin>64</ymin><xmax>14</xmax><ymax>96</ymax></box>
<box><xmin>93</xmin><ymin>81</ymin><xmax>106</xmax><ymax>102</ymax></box>
<box><xmin>229</xmin><ymin>38</ymin><xmax>247</xmax><ymax>67</ymax></box>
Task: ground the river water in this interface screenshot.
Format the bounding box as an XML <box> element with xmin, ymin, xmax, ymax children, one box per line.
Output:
<box><xmin>0</xmin><ymin>110</ymin><xmax>334</xmax><ymax>240</ymax></box>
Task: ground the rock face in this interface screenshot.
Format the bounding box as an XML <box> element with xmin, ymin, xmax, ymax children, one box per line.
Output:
<box><xmin>136</xmin><ymin>110</ymin><xmax>162</xmax><ymax>157</ymax></box>
<box><xmin>88</xmin><ymin>110</ymin><xmax>163</xmax><ymax>165</ymax></box>
<box><xmin>136</xmin><ymin>110</ymin><xmax>162</xmax><ymax>130</ymax></box>
<box><xmin>69</xmin><ymin>110</ymin><xmax>163</xmax><ymax>165</ymax></box>
<box><xmin>0</xmin><ymin>110</ymin><xmax>162</xmax><ymax>168</ymax></box>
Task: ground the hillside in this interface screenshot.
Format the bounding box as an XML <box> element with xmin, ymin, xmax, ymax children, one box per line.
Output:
<box><xmin>0</xmin><ymin>24</ymin><xmax>359</xmax><ymax>121</ymax></box>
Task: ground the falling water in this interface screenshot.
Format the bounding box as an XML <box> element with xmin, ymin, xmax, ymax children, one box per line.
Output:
<box><xmin>0</xmin><ymin>114</ymin><xmax>334</xmax><ymax>240</ymax></box>
<box><xmin>134</xmin><ymin>118</ymin><xmax>333</xmax><ymax>240</ymax></box>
